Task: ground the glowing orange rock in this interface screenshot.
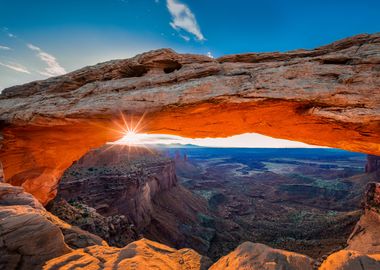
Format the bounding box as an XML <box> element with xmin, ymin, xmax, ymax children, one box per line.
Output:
<box><xmin>0</xmin><ymin>33</ymin><xmax>379</xmax><ymax>204</ymax></box>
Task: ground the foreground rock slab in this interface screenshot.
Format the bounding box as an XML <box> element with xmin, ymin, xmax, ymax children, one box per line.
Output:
<box><xmin>319</xmin><ymin>250</ymin><xmax>380</xmax><ymax>270</ymax></box>
<box><xmin>209</xmin><ymin>242</ymin><xmax>314</xmax><ymax>270</ymax></box>
<box><xmin>0</xmin><ymin>183</ymin><xmax>71</xmax><ymax>269</ymax></box>
<box><xmin>0</xmin><ymin>33</ymin><xmax>379</xmax><ymax>204</ymax></box>
<box><xmin>0</xmin><ymin>182</ymin><xmax>211</xmax><ymax>270</ymax></box>
<box><xmin>44</xmin><ymin>238</ymin><xmax>212</xmax><ymax>270</ymax></box>
<box><xmin>0</xmin><ymin>183</ymin><xmax>106</xmax><ymax>269</ymax></box>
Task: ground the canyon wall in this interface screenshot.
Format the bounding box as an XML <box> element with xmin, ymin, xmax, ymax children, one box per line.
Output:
<box><xmin>0</xmin><ymin>33</ymin><xmax>379</xmax><ymax>204</ymax></box>
<box><xmin>365</xmin><ymin>154</ymin><xmax>380</xmax><ymax>175</ymax></box>
<box><xmin>48</xmin><ymin>146</ymin><xmax>213</xmax><ymax>254</ymax></box>
<box><xmin>52</xmin><ymin>147</ymin><xmax>177</xmax><ymax>227</ymax></box>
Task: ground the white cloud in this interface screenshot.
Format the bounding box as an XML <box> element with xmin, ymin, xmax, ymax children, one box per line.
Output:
<box><xmin>179</xmin><ymin>34</ymin><xmax>190</xmax><ymax>42</ymax></box>
<box><xmin>0</xmin><ymin>45</ymin><xmax>11</xmax><ymax>50</ymax></box>
<box><xmin>27</xmin><ymin>43</ymin><xmax>66</xmax><ymax>77</ymax></box>
<box><xmin>207</xmin><ymin>51</ymin><xmax>214</xmax><ymax>58</ymax></box>
<box><xmin>166</xmin><ymin>0</ymin><xmax>205</xmax><ymax>41</ymax></box>
<box><xmin>0</xmin><ymin>61</ymin><xmax>30</xmax><ymax>74</ymax></box>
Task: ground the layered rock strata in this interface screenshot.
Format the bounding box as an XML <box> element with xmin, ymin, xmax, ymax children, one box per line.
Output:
<box><xmin>48</xmin><ymin>146</ymin><xmax>213</xmax><ymax>255</ymax></box>
<box><xmin>0</xmin><ymin>33</ymin><xmax>379</xmax><ymax>204</ymax></box>
<box><xmin>0</xmin><ymin>183</ymin><xmax>105</xmax><ymax>269</ymax></box>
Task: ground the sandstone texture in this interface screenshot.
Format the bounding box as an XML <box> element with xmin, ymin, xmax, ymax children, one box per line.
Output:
<box><xmin>0</xmin><ymin>182</ymin><xmax>108</xmax><ymax>269</ymax></box>
<box><xmin>319</xmin><ymin>250</ymin><xmax>380</xmax><ymax>270</ymax></box>
<box><xmin>0</xmin><ymin>183</ymin><xmax>70</xmax><ymax>269</ymax></box>
<box><xmin>0</xmin><ymin>33</ymin><xmax>379</xmax><ymax>204</ymax></box>
<box><xmin>48</xmin><ymin>146</ymin><xmax>214</xmax><ymax>255</ymax></box>
<box><xmin>209</xmin><ymin>242</ymin><xmax>314</xmax><ymax>270</ymax></box>
<box><xmin>0</xmin><ymin>182</ymin><xmax>211</xmax><ymax>270</ymax></box>
<box><xmin>43</xmin><ymin>238</ymin><xmax>212</xmax><ymax>270</ymax></box>
<box><xmin>346</xmin><ymin>182</ymin><xmax>380</xmax><ymax>254</ymax></box>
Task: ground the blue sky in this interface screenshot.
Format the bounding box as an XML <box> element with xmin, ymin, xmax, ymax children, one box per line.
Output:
<box><xmin>1</xmin><ymin>0</ymin><xmax>379</xmax><ymax>90</ymax></box>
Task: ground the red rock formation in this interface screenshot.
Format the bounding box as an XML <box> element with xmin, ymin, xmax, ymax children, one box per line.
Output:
<box><xmin>209</xmin><ymin>242</ymin><xmax>314</xmax><ymax>270</ymax></box>
<box><xmin>346</xmin><ymin>183</ymin><xmax>380</xmax><ymax>254</ymax></box>
<box><xmin>49</xmin><ymin>145</ymin><xmax>213</xmax><ymax>254</ymax></box>
<box><xmin>0</xmin><ymin>183</ymin><xmax>106</xmax><ymax>269</ymax></box>
<box><xmin>0</xmin><ymin>179</ymin><xmax>212</xmax><ymax>270</ymax></box>
<box><xmin>43</xmin><ymin>238</ymin><xmax>212</xmax><ymax>270</ymax></box>
<box><xmin>0</xmin><ymin>33</ymin><xmax>379</xmax><ymax>205</ymax></box>
<box><xmin>53</xmin><ymin>147</ymin><xmax>177</xmax><ymax>223</ymax></box>
<box><xmin>319</xmin><ymin>250</ymin><xmax>380</xmax><ymax>270</ymax></box>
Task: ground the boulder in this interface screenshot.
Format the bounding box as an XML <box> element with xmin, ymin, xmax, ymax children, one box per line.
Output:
<box><xmin>209</xmin><ymin>242</ymin><xmax>314</xmax><ymax>270</ymax></box>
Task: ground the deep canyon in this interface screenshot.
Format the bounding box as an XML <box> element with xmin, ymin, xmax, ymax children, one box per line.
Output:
<box><xmin>0</xmin><ymin>32</ymin><xmax>380</xmax><ymax>269</ymax></box>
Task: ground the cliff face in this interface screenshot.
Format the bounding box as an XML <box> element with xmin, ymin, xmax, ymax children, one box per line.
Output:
<box><xmin>365</xmin><ymin>155</ymin><xmax>380</xmax><ymax>175</ymax></box>
<box><xmin>0</xmin><ymin>33</ymin><xmax>379</xmax><ymax>204</ymax></box>
<box><xmin>53</xmin><ymin>146</ymin><xmax>177</xmax><ymax>227</ymax></box>
<box><xmin>48</xmin><ymin>146</ymin><xmax>214</xmax><ymax>254</ymax></box>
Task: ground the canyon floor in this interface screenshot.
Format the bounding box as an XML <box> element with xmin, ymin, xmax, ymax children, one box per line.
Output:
<box><xmin>167</xmin><ymin>147</ymin><xmax>377</xmax><ymax>259</ymax></box>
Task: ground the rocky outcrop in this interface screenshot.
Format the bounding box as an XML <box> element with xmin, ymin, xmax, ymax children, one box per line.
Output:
<box><xmin>0</xmin><ymin>33</ymin><xmax>379</xmax><ymax>204</ymax></box>
<box><xmin>209</xmin><ymin>242</ymin><xmax>314</xmax><ymax>270</ymax></box>
<box><xmin>43</xmin><ymin>238</ymin><xmax>212</xmax><ymax>270</ymax></box>
<box><xmin>0</xmin><ymin>182</ymin><xmax>211</xmax><ymax>270</ymax></box>
<box><xmin>346</xmin><ymin>183</ymin><xmax>380</xmax><ymax>254</ymax></box>
<box><xmin>0</xmin><ymin>183</ymin><xmax>70</xmax><ymax>269</ymax></box>
<box><xmin>48</xmin><ymin>146</ymin><xmax>213</xmax><ymax>255</ymax></box>
<box><xmin>51</xmin><ymin>147</ymin><xmax>177</xmax><ymax>227</ymax></box>
<box><xmin>319</xmin><ymin>250</ymin><xmax>380</xmax><ymax>270</ymax></box>
<box><xmin>48</xmin><ymin>199</ymin><xmax>137</xmax><ymax>248</ymax></box>
<box><xmin>0</xmin><ymin>182</ymin><xmax>109</xmax><ymax>269</ymax></box>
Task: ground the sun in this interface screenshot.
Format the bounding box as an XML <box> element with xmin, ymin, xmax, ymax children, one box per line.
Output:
<box><xmin>105</xmin><ymin>112</ymin><xmax>153</xmax><ymax>149</ymax></box>
<box><xmin>122</xmin><ymin>131</ymin><xmax>139</xmax><ymax>144</ymax></box>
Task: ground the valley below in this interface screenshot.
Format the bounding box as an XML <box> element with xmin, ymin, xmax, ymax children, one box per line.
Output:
<box><xmin>168</xmin><ymin>147</ymin><xmax>374</xmax><ymax>261</ymax></box>
<box><xmin>46</xmin><ymin>145</ymin><xmax>377</xmax><ymax>266</ymax></box>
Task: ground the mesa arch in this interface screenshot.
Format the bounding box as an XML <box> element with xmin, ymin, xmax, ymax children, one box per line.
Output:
<box><xmin>0</xmin><ymin>33</ymin><xmax>379</xmax><ymax>204</ymax></box>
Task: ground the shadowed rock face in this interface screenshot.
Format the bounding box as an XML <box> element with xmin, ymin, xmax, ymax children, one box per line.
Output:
<box><xmin>365</xmin><ymin>155</ymin><xmax>380</xmax><ymax>175</ymax></box>
<box><xmin>0</xmin><ymin>33</ymin><xmax>380</xmax><ymax>204</ymax></box>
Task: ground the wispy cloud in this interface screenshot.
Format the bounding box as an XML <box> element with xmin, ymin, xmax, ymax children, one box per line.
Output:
<box><xmin>27</xmin><ymin>43</ymin><xmax>66</xmax><ymax>77</ymax></box>
<box><xmin>0</xmin><ymin>45</ymin><xmax>11</xmax><ymax>50</ymax></box>
<box><xmin>0</xmin><ymin>61</ymin><xmax>30</xmax><ymax>74</ymax></box>
<box><xmin>179</xmin><ymin>34</ymin><xmax>190</xmax><ymax>42</ymax></box>
<box><xmin>207</xmin><ymin>52</ymin><xmax>214</xmax><ymax>58</ymax></box>
<box><xmin>2</xmin><ymin>27</ymin><xmax>16</xmax><ymax>38</ymax></box>
<box><xmin>166</xmin><ymin>0</ymin><xmax>205</xmax><ymax>41</ymax></box>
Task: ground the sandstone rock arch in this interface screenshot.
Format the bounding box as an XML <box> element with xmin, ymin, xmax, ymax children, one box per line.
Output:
<box><xmin>0</xmin><ymin>33</ymin><xmax>379</xmax><ymax>204</ymax></box>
